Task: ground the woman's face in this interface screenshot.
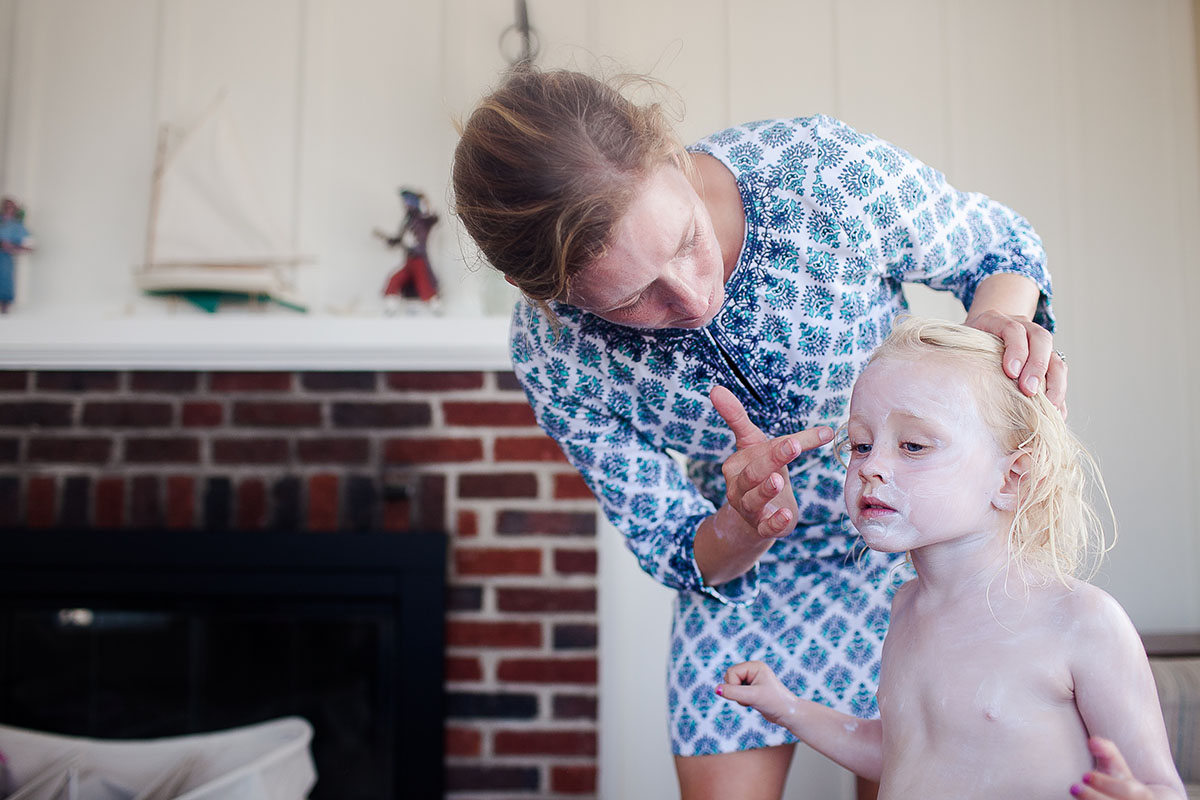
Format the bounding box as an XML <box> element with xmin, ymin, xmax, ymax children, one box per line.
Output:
<box><xmin>0</xmin><ymin>199</ymin><xmax>15</xmax><ymax>219</ymax></box>
<box><xmin>564</xmin><ymin>165</ymin><xmax>727</xmax><ymax>329</ymax></box>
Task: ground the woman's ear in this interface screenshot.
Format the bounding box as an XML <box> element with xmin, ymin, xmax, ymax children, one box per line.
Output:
<box><xmin>994</xmin><ymin>452</ymin><xmax>1031</xmax><ymax>512</ymax></box>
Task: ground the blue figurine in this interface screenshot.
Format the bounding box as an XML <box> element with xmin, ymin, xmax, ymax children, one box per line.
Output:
<box><xmin>0</xmin><ymin>197</ymin><xmax>34</xmax><ymax>314</ymax></box>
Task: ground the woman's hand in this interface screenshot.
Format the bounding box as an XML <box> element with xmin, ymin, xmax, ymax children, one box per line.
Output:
<box><xmin>717</xmin><ymin>661</ymin><xmax>799</xmax><ymax>728</ymax></box>
<box><xmin>964</xmin><ymin>273</ymin><xmax>1067</xmax><ymax>415</ymax></box>
<box><xmin>710</xmin><ymin>385</ymin><xmax>833</xmax><ymax>540</ymax></box>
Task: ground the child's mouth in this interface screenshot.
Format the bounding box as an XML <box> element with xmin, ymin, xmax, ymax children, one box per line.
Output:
<box><xmin>859</xmin><ymin>497</ymin><xmax>897</xmax><ymax>518</ymax></box>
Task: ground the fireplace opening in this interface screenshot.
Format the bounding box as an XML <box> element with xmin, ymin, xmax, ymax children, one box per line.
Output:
<box><xmin>0</xmin><ymin>529</ymin><xmax>446</xmax><ymax>799</ymax></box>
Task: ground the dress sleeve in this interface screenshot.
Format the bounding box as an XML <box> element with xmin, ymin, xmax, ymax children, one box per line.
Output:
<box><xmin>812</xmin><ymin>116</ymin><xmax>1054</xmax><ymax>331</ymax></box>
<box><xmin>509</xmin><ymin>306</ymin><xmax>760</xmax><ymax>606</ymax></box>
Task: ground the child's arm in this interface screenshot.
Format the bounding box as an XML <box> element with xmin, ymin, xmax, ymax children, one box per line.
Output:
<box><xmin>717</xmin><ymin>661</ymin><xmax>884</xmax><ymax>781</ymax></box>
<box><xmin>1067</xmin><ymin>587</ymin><xmax>1186</xmax><ymax>799</ymax></box>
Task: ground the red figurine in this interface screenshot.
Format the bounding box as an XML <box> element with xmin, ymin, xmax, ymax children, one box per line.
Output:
<box><xmin>376</xmin><ymin>188</ymin><xmax>440</xmax><ymax>314</ymax></box>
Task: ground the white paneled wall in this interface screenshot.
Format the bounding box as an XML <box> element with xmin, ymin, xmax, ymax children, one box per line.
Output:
<box><xmin>2</xmin><ymin>1</ymin><xmax>1198</xmax><ymax>798</ymax></box>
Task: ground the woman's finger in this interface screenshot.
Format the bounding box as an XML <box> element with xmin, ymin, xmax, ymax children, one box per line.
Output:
<box><xmin>1045</xmin><ymin>349</ymin><xmax>1068</xmax><ymax>411</ymax></box>
<box><xmin>751</xmin><ymin>506</ymin><xmax>794</xmax><ymax>539</ymax></box>
<box><xmin>737</xmin><ymin>428</ymin><xmax>835</xmax><ymax>489</ymax></box>
<box><xmin>1015</xmin><ymin>321</ymin><xmax>1055</xmax><ymax>397</ymax></box>
<box><xmin>710</xmin><ymin>385</ymin><xmax>767</xmax><ymax>448</ymax></box>
<box><xmin>968</xmin><ymin>311</ymin><xmax>1029</xmax><ymax>379</ymax></box>
<box><xmin>738</xmin><ymin>472</ymin><xmax>785</xmax><ymax>517</ymax></box>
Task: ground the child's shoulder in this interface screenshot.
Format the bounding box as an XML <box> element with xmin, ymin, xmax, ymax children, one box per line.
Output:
<box><xmin>1041</xmin><ymin>579</ymin><xmax>1141</xmax><ymax>648</ymax></box>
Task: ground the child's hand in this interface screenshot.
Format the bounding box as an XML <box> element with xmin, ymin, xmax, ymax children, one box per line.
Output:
<box><xmin>1070</xmin><ymin>737</ymin><xmax>1156</xmax><ymax>799</ymax></box>
<box><xmin>716</xmin><ymin>660</ymin><xmax>800</xmax><ymax>728</ymax></box>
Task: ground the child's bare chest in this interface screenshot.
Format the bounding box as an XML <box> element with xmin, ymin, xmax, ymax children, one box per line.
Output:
<box><xmin>875</xmin><ymin>608</ymin><xmax>1090</xmax><ymax>796</ymax></box>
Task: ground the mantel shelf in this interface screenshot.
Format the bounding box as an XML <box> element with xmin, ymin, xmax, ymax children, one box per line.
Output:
<box><xmin>0</xmin><ymin>315</ymin><xmax>514</xmax><ymax>371</ymax></box>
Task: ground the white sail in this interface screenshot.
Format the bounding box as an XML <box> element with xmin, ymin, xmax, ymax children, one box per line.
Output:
<box><xmin>137</xmin><ymin>94</ymin><xmax>305</xmax><ymax>306</ymax></box>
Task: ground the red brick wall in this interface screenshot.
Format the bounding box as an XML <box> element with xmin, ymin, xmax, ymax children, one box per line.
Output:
<box><xmin>0</xmin><ymin>369</ymin><xmax>599</xmax><ymax>798</ymax></box>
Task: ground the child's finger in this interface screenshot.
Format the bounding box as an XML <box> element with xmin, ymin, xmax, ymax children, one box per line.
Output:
<box><xmin>723</xmin><ymin>660</ymin><xmax>765</xmax><ymax>685</ymax></box>
<box><xmin>1072</xmin><ymin>772</ymin><xmax>1148</xmax><ymax>799</ymax></box>
<box><xmin>715</xmin><ymin>682</ymin><xmax>760</xmax><ymax>708</ymax></box>
<box><xmin>1088</xmin><ymin>737</ymin><xmax>1133</xmax><ymax>779</ymax></box>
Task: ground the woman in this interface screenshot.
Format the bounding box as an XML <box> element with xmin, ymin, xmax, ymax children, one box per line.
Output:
<box><xmin>452</xmin><ymin>67</ymin><xmax>1065</xmax><ymax>800</ymax></box>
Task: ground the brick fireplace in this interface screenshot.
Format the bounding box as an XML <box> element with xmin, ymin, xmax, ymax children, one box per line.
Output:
<box><xmin>0</xmin><ymin>368</ymin><xmax>599</xmax><ymax>798</ymax></box>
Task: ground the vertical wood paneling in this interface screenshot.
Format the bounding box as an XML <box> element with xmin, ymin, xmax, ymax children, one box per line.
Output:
<box><xmin>16</xmin><ymin>0</ymin><xmax>158</xmax><ymax>311</ymax></box>
<box><xmin>726</xmin><ymin>0</ymin><xmax>837</xmax><ymax>123</ymax></box>
<box><xmin>1059</xmin><ymin>0</ymin><xmax>1196</xmax><ymax>629</ymax></box>
<box><xmin>943</xmin><ymin>0</ymin><xmax>1066</xmax><ymax>250</ymax></box>
<box><xmin>1175</xmin><ymin>0</ymin><xmax>1200</xmax><ymax>626</ymax></box>
<box><xmin>583</xmin><ymin>0</ymin><xmax>729</xmax><ymax>143</ymax></box>
<box><xmin>297</xmin><ymin>0</ymin><xmax>448</xmax><ymax>314</ymax></box>
<box><xmin>160</xmin><ymin>0</ymin><xmax>302</xmax><ymax>248</ymax></box>
<box><xmin>0</xmin><ymin>0</ymin><xmax>14</xmax><ymax>191</ymax></box>
<box><xmin>1154</xmin><ymin>0</ymin><xmax>1200</xmax><ymax>626</ymax></box>
<box><xmin>832</xmin><ymin>0</ymin><xmax>951</xmax><ymax>168</ymax></box>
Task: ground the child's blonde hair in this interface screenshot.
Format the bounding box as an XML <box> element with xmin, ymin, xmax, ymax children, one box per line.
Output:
<box><xmin>867</xmin><ymin>316</ymin><xmax>1113</xmax><ymax>586</ymax></box>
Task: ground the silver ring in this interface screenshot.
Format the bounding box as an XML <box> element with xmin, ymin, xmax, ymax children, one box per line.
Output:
<box><xmin>1054</xmin><ymin>349</ymin><xmax>1066</xmax><ymax>363</ymax></box>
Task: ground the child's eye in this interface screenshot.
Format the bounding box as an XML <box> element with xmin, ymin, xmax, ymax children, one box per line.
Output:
<box><xmin>900</xmin><ymin>442</ymin><xmax>926</xmax><ymax>453</ymax></box>
<box><xmin>850</xmin><ymin>442</ymin><xmax>872</xmax><ymax>455</ymax></box>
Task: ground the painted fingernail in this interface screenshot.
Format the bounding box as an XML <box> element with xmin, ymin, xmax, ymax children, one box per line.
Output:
<box><xmin>1024</xmin><ymin>375</ymin><xmax>1040</xmax><ymax>394</ymax></box>
<box><xmin>714</xmin><ymin>685</ymin><xmax>723</xmax><ymax>696</ymax></box>
<box><xmin>1081</xmin><ymin>774</ymin><xmax>1092</xmax><ymax>785</ymax></box>
<box><xmin>1070</xmin><ymin>785</ymin><xmax>1081</xmax><ymax>796</ymax></box>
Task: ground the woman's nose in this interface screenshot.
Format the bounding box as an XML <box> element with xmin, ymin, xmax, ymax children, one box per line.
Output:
<box><xmin>664</xmin><ymin>274</ymin><xmax>706</xmax><ymax>317</ymax></box>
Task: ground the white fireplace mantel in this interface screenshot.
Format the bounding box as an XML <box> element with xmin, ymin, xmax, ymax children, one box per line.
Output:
<box><xmin>0</xmin><ymin>315</ymin><xmax>514</xmax><ymax>371</ymax></box>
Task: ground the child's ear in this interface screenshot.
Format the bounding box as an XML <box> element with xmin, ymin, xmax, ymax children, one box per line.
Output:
<box><xmin>994</xmin><ymin>452</ymin><xmax>1031</xmax><ymax>512</ymax></box>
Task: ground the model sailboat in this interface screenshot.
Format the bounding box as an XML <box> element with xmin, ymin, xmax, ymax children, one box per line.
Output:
<box><xmin>136</xmin><ymin>95</ymin><xmax>308</xmax><ymax>312</ymax></box>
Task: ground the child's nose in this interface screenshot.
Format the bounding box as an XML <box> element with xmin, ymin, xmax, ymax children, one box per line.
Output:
<box><xmin>858</xmin><ymin>450</ymin><xmax>892</xmax><ymax>482</ymax></box>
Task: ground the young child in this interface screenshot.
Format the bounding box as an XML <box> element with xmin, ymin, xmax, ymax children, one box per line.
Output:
<box><xmin>717</xmin><ymin>317</ymin><xmax>1185</xmax><ymax>799</ymax></box>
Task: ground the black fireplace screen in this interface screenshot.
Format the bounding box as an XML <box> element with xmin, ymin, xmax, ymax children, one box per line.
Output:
<box><xmin>0</xmin><ymin>530</ymin><xmax>446</xmax><ymax>800</ymax></box>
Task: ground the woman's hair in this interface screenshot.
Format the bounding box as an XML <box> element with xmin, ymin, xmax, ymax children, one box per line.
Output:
<box><xmin>867</xmin><ymin>316</ymin><xmax>1113</xmax><ymax>585</ymax></box>
<box><xmin>451</xmin><ymin>66</ymin><xmax>687</xmax><ymax>315</ymax></box>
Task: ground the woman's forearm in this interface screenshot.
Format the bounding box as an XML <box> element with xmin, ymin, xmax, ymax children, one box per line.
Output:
<box><xmin>694</xmin><ymin>503</ymin><xmax>775</xmax><ymax>587</ymax></box>
<box><xmin>964</xmin><ymin>272</ymin><xmax>1040</xmax><ymax>321</ymax></box>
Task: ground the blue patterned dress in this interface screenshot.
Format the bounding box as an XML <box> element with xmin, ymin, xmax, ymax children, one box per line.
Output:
<box><xmin>509</xmin><ymin>115</ymin><xmax>1054</xmax><ymax>756</ymax></box>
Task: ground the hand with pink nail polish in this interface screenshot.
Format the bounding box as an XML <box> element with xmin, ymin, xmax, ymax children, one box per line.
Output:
<box><xmin>1070</xmin><ymin>737</ymin><xmax>1172</xmax><ymax>799</ymax></box>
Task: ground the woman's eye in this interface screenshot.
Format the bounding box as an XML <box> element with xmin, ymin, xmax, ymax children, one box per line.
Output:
<box><xmin>850</xmin><ymin>442</ymin><xmax>871</xmax><ymax>455</ymax></box>
<box><xmin>900</xmin><ymin>442</ymin><xmax>926</xmax><ymax>453</ymax></box>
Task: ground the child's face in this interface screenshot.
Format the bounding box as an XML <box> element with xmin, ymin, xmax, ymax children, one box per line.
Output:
<box><xmin>844</xmin><ymin>354</ymin><xmax>1012</xmax><ymax>553</ymax></box>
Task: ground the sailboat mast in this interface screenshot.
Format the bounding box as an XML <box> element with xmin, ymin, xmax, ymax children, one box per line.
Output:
<box><xmin>142</xmin><ymin>125</ymin><xmax>169</xmax><ymax>271</ymax></box>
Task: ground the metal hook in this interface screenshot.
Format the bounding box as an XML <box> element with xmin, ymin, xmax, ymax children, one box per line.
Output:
<box><xmin>499</xmin><ymin>0</ymin><xmax>539</xmax><ymax>66</ymax></box>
